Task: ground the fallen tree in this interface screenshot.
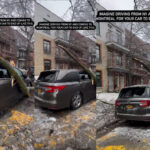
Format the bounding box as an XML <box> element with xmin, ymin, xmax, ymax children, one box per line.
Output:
<box><xmin>56</xmin><ymin>44</ymin><xmax>96</xmax><ymax>83</ymax></box>
<box><xmin>133</xmin><ymin>57</ymin><xmax>150</xmax><ymax>73</ymax></box>
<box><xmin>0</xmin><ymin>58</ymin><xmax>30</xmax><ymax>97</ymax></box>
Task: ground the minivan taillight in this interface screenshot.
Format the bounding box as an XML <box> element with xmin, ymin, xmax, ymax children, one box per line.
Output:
<box><xmin>115</xmin><ymin>100</ymin><xmax>120</xmax><ymax>107</ymax></box>
<box><xmin>140</xmin><ymin>100</ymin><xmax>150</xmax><ymax>107</ymax></box>
<box><xmin>45</xmin><ymin>86</ymin><xmax>66</xmax><ymax>93</ymax></box>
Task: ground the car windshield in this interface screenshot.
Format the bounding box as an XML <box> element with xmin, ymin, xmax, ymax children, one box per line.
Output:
<box><xmin>14</xmin><ymin>68</ymin><xmax>23</xmax><ymax>77</ymax></box>
<box><xmin>38</xmin><ymin>71</ymin><xmax>57</xmax><ymax>82</ymax></box>
<box><xmin>119</xmin><ymin>87</ymin><xmax>149</xmax><ymax>98</ymax></box>
<box><xmin>0</xmin><ymin>68</ymin><xmax>10</xmax><ymax>78</ymax></box>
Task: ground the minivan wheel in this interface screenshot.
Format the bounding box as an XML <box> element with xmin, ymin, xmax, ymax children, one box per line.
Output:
<box><xmin>71</xmin><ymin>92</ymin><xmax>82</xmax><ymax>110</ymax></box>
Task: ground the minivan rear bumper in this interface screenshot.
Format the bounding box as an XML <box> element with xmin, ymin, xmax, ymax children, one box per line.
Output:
<box><xmin>34</xmin><ymin>96</ymin><xmax>59</xmax><ymax>110</ymax></box>
<box><xmin>116</xmin><ymin>113</ymin><xmax>150</xmax><ymax>121</ymax></box>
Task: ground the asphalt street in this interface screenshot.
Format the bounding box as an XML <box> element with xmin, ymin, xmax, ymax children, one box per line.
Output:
<box><xmin>0</xmin><ymin>97</ymin><xmax>96</xmax><ymax>150</ymax></box>
<box><xmin>97</xmin><ymin>121</ymin><xmax>150</xmax><ymax>150</ymax></box>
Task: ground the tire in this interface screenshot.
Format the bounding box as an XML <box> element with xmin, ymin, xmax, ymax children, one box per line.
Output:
<box><xmin>71</xmin><ymin>91</ymin><xmax>82</xmax><ymax>110</ymax></box>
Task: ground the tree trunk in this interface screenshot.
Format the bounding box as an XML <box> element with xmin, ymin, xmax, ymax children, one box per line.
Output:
<box><xmin>57</xmin><ymin>44</ymin><xmax>96</xmax><ymax>83</ymax></box>
<box><xmin>0</xmin><ymin>58</ymin><xmax>30</xmax><ymax>97</ymax></box>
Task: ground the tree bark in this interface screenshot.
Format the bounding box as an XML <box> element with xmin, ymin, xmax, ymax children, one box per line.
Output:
<box><xmin>57</xmin><ymin>44</ymin><xmax>96</xmax><ymax>83</ymax></box>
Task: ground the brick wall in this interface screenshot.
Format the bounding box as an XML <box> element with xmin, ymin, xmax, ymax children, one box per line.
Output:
<box><xmin>34</xmin><ymin>32</ymin><xmax>55</xmax><ymax>76</ymax></box>
<box><xmin>96</xmin><ymin>39</ymin><xmax>108</xmax><ymax>92</ymax></box>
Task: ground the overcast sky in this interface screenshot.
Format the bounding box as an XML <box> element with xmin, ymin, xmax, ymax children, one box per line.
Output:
<box><xmin>98</xmin><ymin>0</ymin><xmax>134</xmax><ymax>10</ymax></box>
<box><xmin>37</xmin><ymin>0</ymin><xmax>70</xmax><ymax>19</ymax></box>
<box><xmin>37</xmin><ymin>0</ymin><xmax>134</xmax><ymax>18</ymax></box>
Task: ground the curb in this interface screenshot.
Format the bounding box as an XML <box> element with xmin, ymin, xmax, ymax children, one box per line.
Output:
<box><xmin>96</xmin><ymin>99</ymin><xmax>115</xmax><ymax>106</ymax></box>
<box><xmin>96</xmin><ymin>119</ymin><xmax>124</xmax><ymax>138</ymax></box>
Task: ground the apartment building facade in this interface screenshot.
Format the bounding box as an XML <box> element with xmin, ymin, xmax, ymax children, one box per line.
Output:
<box><xmin>125</xmin><ymin>29</ymin><xmax>150</xmax><ymax>85</ymax></box>
<box><xmin>96</xmin><ymin>3</ymin><xmax>130</xmax><ymax>92</ymax></box>
<box><xmin>14</xmin><ymin>30</ymin><xmax>33</xmax><ymax>69</ymax></box>
<box><xmin>34</xmin><ymin>2</ymin><xmax>96</xmax><ymax>77</ymax></box>
<box><xmin>0</xmin><ymin>26</ymin><xmax>16</xmax><ymax>66</ymax></box>
<box><xmin>0</xmin><ymin>26</ymin><xmax>33</xmax><ymax>69</ymax></box>
<box><xmin>96</xmin><ymin>2</ymin><xmax>150</xmax><ymax>92</ymax></box>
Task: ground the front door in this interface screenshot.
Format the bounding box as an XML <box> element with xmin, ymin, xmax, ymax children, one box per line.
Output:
<box><xmin>114</xmin><ymin>74</ymin><xmax>119</xmax><ymax>91</ymax></box>
<box><xmin>108</xmin><ymin>75</ymin><xmax>113</xmax><ymax>92</ymax></box>
<box><xmin>120</xmin><ymin>75</ymin><xmax>124</xmax><ymax>90</ymax></box>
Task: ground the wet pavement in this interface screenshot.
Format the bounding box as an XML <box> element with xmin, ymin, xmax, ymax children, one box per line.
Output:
<box><xmin>96</xmin><ymin>121</ymin><xmax>150</xmax><ymax>150</ymax></box>
<box><xmin>3</xmin><ymin>97</ymin><xmax>150</xmax><ymax>150</ymax></box>
<box><xmin>96</xmin><ymin>100</ymin><xmax>116</xmax><ymax>131</ymax></box>
<box><xmin>0</xmin><ymin>98</ymin><xmax>96</xmax><ymax>150</ymax></box>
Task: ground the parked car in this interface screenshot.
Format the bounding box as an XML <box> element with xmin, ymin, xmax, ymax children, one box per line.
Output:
<box><xmin>0</xmin><ymin>65</ymin><xmax>24</xmax><ymax>111</ymax></box>
<box><xmin>28</xmin><ymin>67</ymin><xmax>34</xmax><ymax>79</ymax></box>
<box><xmin>115</xmin><ymin>85</ymin><xmax>150</xmax><ymax>121</ymax></box>
<box><xmin>34</xmin><ymin>69</ymin><xmax>96</xmax><ymax>110</ymax></box>
<box><xmin>14</xmin><ymin>68</ymin><xmax>32</xmax><ymax>87</ymax></box>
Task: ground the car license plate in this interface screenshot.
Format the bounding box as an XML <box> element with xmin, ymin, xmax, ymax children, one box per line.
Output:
<box><xmin>37</xmin><ymin>88</ymin><xmax>42</xmax><ymax>93</ymax></box>
<box><xmin>126</xmin><ymin>105</ymin><xmax>133</xmax><ymax>109</ymax></box>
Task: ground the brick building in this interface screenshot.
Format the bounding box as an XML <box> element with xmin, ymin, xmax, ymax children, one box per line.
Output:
<box><xmin>96</xmin><ymin>1</ymin><xmax>129</xmax><ymax>92</ymax></box>
<box><xmin>0</xmin><ymin>26</ymin><xmax>16</xmax><ymax>65</ymax></box>
<box><xmin>34</xmin><ymin>2</ymin><xmax>96</xmax><ymax>78</ymax></box>
<box><xmin>0</xmin><ymin>26</ymin><xmax>33</xmax><ymax>69</ymax></box>
<box><xmin>14</xmin><ymin>30</ymin><xmax>33</xmax><ymax>69</ymax></box>
<box><xmin>106</xmin><ymin>29</ymin><xmax>130</xmax><ymax>92</ymax></box>
<box><xmin>69</xmin><ymin>31</ymin><xmax>96</xmax><ymax>71</ymax></box>
<box><xmin>96</xmin><ymin>2</ymin><xmax>150</xmax><ymax>92</ymax></box>
<box><xmin>125</xmin><ymin>29</ymin><xmax>150</xmax><ymax>85</ymax></box>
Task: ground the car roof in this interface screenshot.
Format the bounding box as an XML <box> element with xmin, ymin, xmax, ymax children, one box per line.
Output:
<box><xmin>123</xmin><ymin>84</ymin><xmax>150</xmax><ymax>89</ymax></box>
<box><xmin>41</xmin><ymin>69</ymin><xmax>82</xmax><ymax>73</ymax></box>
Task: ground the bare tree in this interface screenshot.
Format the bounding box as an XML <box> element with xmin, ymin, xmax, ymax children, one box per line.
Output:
<box><xmin>60</xmin><ymin>0</ymin><xmax>97</xmax><ymax>81</ymax></box>
<box><xmin>125</xmin><ymin>0</ymin><xmax>150</xmax><ymax>85</ymax></box>
<box><xmin>0</xmin><ymin>0</ymin><xmax>34</xmax><ymax>69</ymax></box>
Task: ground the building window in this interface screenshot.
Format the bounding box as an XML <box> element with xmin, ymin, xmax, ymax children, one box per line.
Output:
<box><xmin>96</xmin><ymin>22</ymin><xmax>100</xmax><ymax>35</ymax></box>
<box><xmin>63</xmin><ymin>31</ymin><xmax>67</xmax><ymax>40</ymax></box>
<box><xmin>92</xmin><ymin>56</ymin><xmax>96</xmax><ymax>64</ymax></box>
<box><xmin>141</xmin><ymin>64</ymin><xmax>144</xmax><ymax>69</ymax></box>
<box><xmin>56</xmin><ymin>64</ymin><xmax>59</xmax><ymax>69</ymax></box>
<box><xmin>43</xmin><ymin>40</ymin><xmax>51</xmax><ymax>54</ymax></box>
<box><xmin>141</xmin><ymin>79</ymin><xmax>144</xmax><ymax>84</ymax></box>
<box><xmin>19</xmin><ymin>51</ymin><xmax>26</xmax><ymax>58</ymax></box>
<box><xmin>44</xmin><ymin>60</ymin><xmax>51</xmax><ymax>70</ymax></box>
<box><xmin>108</xmin><ymin>51</ymin><xmax>113</xmax><ymax>66</ymax></box>
<box><xmin>89</xmin><ymin>56</ymin><xmax>91</xmax><ymax>63</ymax></box>
<box><xmin>10</xmin><ymin>47</ymin><xmax>12</xmax><ymax>52</ymax></box>
<box><xmin>116</xmin><ymin>30</ymin><xmax>122</xmax><ymax>45</ymax></box>
<box><xmin>56</xmin><ymin>47</ymin><xmax>61</xmax><ymax>56</ymax></box>
<box><xmin>96</xmin><ymin>71</ymin><xmax>102</xmax><ymax>87</ymax></box>
<box><xmin>116</xmin><ymin>54</ymin><xmax>122</xmax><ymax>66</ymax></box>
<box><xmin>96</xmin><ymin>44</ymin><xmax>101</xmax><ymax>63</ymax></box>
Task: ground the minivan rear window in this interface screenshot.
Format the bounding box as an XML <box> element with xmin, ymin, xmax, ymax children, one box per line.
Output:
<box><xmin>119</xmin><ymin>87</ymin><xmax>149</xmax><ymax>98</ymax></box>
<box><xmin>38</xmin><ymin>71</ymin><xmax>57</xmax><ymax>82</ymax></box>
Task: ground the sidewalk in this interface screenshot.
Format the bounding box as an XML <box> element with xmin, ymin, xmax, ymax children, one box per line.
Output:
<box><xmin>96</xmin><ymin>93</ymin><xmax>119</xmax><ymax>105</ymax></box>
<box><xmin>96</xmin><ymin>93</ymin><xmax>119</xmax><ymax>134</ymax></box>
